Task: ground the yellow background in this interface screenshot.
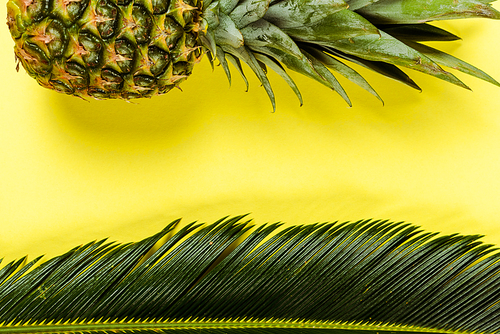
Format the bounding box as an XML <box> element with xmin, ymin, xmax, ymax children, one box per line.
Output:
<box><xmin>1</xmin><ymin>5</ymin><xmax>500</xmax><ymax>264</ymax></box>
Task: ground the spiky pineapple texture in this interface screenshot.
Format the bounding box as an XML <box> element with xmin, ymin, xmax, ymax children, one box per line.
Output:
<box><xmin>7</xmin><ymin>0</ymin><xmax>203</xmax><ymax>99</ymax></box>
<box><xmin>6</xmin><ymin>0</ymin><xmax>500</xmax><ymax>108</ymax></box>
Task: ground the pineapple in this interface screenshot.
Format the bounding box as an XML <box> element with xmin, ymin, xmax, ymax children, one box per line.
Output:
<box><xmin>6</xmin><ymin>0</ymin><xmax>500</xmax><ymax>110</ymax></box>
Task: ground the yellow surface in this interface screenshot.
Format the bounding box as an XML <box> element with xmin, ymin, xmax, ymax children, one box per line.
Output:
<box><xmin>0</xmin><ymin>6</ymin><xmax>500</xmax><ymax>264</ymax></box>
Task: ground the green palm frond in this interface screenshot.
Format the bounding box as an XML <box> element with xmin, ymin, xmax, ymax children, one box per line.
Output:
<box><xmin>1</xmin><ymin>216</ymin><xmax>500</xmax><ymax>334</ymax></box>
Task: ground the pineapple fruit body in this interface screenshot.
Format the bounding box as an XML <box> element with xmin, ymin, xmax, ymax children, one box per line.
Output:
<box><xmin>6</xmin><ymin>0</ymin><xmax>500</xmax><ymax>108</ymax></box>
<box><xmin>7</xmin><ymin>0</ymin><xmax>203</xmax><ymax>99</ymax></box>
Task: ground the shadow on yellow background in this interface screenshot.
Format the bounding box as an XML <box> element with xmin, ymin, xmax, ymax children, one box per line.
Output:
<box><xmin>1</xmin><ymin>9</ymin><xmax>500</xmax><ymax>264</ymax></box>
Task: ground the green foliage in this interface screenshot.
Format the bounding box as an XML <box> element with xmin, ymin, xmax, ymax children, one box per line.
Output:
<box><xmin>1</xmin><ymin>216</ymin><xmax>500</xmax><ymax>334</ymax></box>
<box><xmin>203</xmin><ymin>0</ymin><xmax>500</xmax><ymax>110</ymax></box>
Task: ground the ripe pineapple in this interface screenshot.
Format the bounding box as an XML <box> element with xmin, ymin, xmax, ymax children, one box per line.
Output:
<box><xmin>6</xmin><ymin>0</ymin><xmax>500</xmax><ymax>110</ymax></box>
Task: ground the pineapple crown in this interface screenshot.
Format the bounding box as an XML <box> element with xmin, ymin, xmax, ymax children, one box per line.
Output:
<box><xmin>199</xmin><ymin>0</ymin><xmax>500</xmax><ymax>111</ymax></box>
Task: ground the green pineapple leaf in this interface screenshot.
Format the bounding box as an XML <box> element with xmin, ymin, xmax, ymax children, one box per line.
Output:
<box><xmin>1</xmin><ymin>216</ymin><xmax>500</xmax><ymax>334</ymax></box>
<box><xmin>400</xmin><ymin>41</ymin><xmax>500</xmax><ymax>87</ymax></box>
<box><xmin>319</xmin><ymin>46</ymin><xmax>422</xmax><ymax>91</ymax></box>
<box><xmin>301</xmin><ymin>46</ymin><xmax>383</xmax><ymax>104</ymax></box>
<box><xmin>328</xmin><ymin>31</ymin><xmax>470</xmax><ymax>90</ymax></box>
<box><xmin>357</xmin><ymin>0</ymin><xmax>500</xmax><ymax>23</ymax></box>
<box><xmin>254</xmin><ymin>53</ymin><xmax>304</xmax><ymax>106</ymax></box>
<box><xmin>376</xmin><ymin>24</ymin><xmax>461</xmax><ymax>42</ymax></box>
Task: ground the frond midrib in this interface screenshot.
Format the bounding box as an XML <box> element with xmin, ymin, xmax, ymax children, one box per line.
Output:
<box><xmin>0</xmin><ymin>319</ymin><xmax>463</xmax><ymax>334</ymax></box>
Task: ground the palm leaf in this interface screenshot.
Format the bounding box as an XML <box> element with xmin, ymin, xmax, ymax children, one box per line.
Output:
<box><xmin>1</xmin><ymin>216</ymin><xmax>500</xmax><ymax>334</ymax></box>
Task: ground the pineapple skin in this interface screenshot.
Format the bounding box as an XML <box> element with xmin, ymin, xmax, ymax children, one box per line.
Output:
<box><xmin>6</xmin><ymin>0</ymin><xmax>204</xmax><ymax>99</ymax></box>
